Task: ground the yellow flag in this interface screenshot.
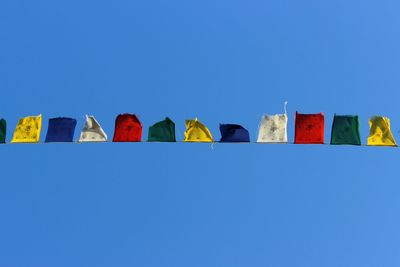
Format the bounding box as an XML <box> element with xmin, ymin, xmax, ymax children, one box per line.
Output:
<box><xmin>11</xmin><ymin>114</ymin><xmax>42</xmax><ymax>143</ymax></box>
<box><xmin>367</xmin><ymin>116</ymin><xmax>397</xmax><ymax>146</ymax></box>
<box><xmin>184</xmin><ymin>118</ymin><xmax>213</xmax><ymax>142</ymax></box>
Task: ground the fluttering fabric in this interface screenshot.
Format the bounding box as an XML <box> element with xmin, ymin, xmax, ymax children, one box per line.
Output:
<box><xmin>330</xmin><ymin>115</ymin><xmax>361</xmax><ymax>145</ymax></box>
<box><xmin>0</xmin><ymin>118</ymin><xmax>6</xmax><ymax>143</ymax></box>
<box><xmin>148</xmin><ymin>117</ymin><xmax>176</xmax><ymax>142</ymax></box>
<box><xmin>294</xmin><ymin>112</ymin><xmax>324</xmax><ymax>144</ymax></box>
<box><xmin>219</xmin><ymin>124</ymin><xmax>250</xmax><ymax>142</ymax></box>
<box><xmin>367</xmin><ymin>116</ymin><xmax>397</xmax><ymax>146</ymax></box>
<box><xmin>45</xmin><ymin>117</ymin><xmax>77</xmax><ymax>142</ymax></box>
<box><xmin>79</xmin><ymin>115</ymin><xmax>107</xmax><ymax>142</ymax></box>
<box><xmin>257</xmin><ymin>103</ymin><xmax>288</xmax><ymax>143</ymax></box>
<box><xmin>257</xmin><ymin>115</ymin><xmax>288</xmax><ymax>143</ymax></box>
<box><xmin>184</xmin><ymin>118</ymin><xmax>213</xmax><ymax>142</ymax></box>
<box><xmin>11</xmin><ymin>114</ymin><xmax>42</xmax><ymax>143</ymax></box>
<box><xmin>113</xmin><ymin>113</ymin><xmax>142</xmax><ymax>142</ymax></box>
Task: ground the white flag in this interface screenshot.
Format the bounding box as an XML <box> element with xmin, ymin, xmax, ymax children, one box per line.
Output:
<box><xmin>257</xmin><ymin>102</ymin><xmax>288</xmax><ymax>143</ymax></box>
<box><xmin>79</xmin><ymin>115</ymin><xmax>107</xmax><ymax>142</ymax></box>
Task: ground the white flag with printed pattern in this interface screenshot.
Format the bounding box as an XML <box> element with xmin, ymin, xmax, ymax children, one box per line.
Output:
<box><xmin>79</xmin><ymin>115</ymin><xmax>107</xmax><ymax>142</ymax></box>
<box><xmin>257</xmin><ymin>102</ymin><xmax>288</xmax><ymax>143</ymax></box>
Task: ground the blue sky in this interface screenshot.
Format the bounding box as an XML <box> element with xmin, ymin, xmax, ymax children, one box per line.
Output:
<box><xmin>1</xmin><ymin>0</ymin><xmax>400</xmax><ymax>266</ymax></box>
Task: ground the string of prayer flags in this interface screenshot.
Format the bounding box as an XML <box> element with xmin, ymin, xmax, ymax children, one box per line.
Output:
<box><xmin>11</xmin><ymin>114</ymin><xmax>42</xmax><ymax>143</ymax></box>
<box><xmin>79</xmin><ymin>115</ymin><xmax>107</xmax><ymax>142</ymax></box>
<box><xmin>45</xmin><ymin>117</ymin><xmax>77</xmax><ymax>142</ymax></box>
<box><xmin>367</xmin><ymin>116</ymin><xmax>397</xmax><ymax>146</ymax></box>
<box><xmin>294</xmin><ymin>112</ymin><xmax>324</xmax><ymax>144</ymax></box>
<box><xmin>257</xmin><ymin>102</ymin><xmax>288</xmax><ymax>143</ymax></box>
<box><xmin>184</xmin><ymin>118</ymin><xmax>213</xmax><ymax>142</ymax></box>
<box><xmin>330</xmin><ymin>115</ymin><xmax>361</xmax><ymax>145</ymax></box>
<box><xmin>219</xmin><ymin>124</ymin><xmax>250</xmax><ymax>142</ymax></box>
<box><xmin>113</xmin><ymin>113</ymin><xmax>142</xmax><ymax>142</ymax></box>
<box><xmin>148</xmin><ymin>117</ymin><xmax>176</xmax><ymax>142</ymax></box>
<box><xmin>0</xmin><ymin>119</ymin><xmax>6</xmax><ymax>143</ymax></box>
<box><xmin>3</xmin><ymin>110</ymin><xmax>400</xmax><ymax>147</ymax></box>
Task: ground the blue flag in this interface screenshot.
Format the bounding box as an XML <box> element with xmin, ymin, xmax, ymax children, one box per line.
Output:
<box><xmin>45</xmin><ymin>117</ymin><xmax>77</xmax><ymax>142</ymax></box>
<box><xmin>219</xmin><ymin>124</ymin><xmax>250</xmax><ymax>142</ymax></box>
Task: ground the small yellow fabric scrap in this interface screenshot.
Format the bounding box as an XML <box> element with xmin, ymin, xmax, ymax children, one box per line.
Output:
<box><xmin>367</xmin><ymin>116</ymin><xmax>397</xmax><ymax>146</ymax></box>
<box><xmin>184</xmin><ymin>118</ymin><xmax>213</xmax><ymax>142</ymax></box>
<box><xmin>11</xmin><ymin>114</ymin><xmax>42</xmax><ymax>143</ymax></box>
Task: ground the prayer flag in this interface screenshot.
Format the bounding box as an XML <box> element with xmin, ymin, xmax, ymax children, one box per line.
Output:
<box><xmin>148</xmin><ymin>117</ymin><xmax>176</xmax><ymax>142</ymax></box>
<box><xmin>257</xmin><ymin>115</ymin><xmax>288</xmax><ymax>143</ymax></box>
<box><xmin>367</xmin><ymin>116</ymin><xmax>397</xmax><ymax>146</ymax></box>
<box><xmin>79</xmin><ymin>115</ymin><xmax>107</xmax><ymax>142</ymax></box>
<box><xmin>11</xmin><ymin>114</ymin><xmax>42</xmax><ymax>143</ymax></box>
<box><xmin>184</xmin><ymin>118</ymin><xmax>213</xmax><ymax>142</ymax></box>
<box><xmin>294</xmin><ymin>112</ymin><xmax>324</xmax><ymax>144</ymax></box>
<box><xmin>219</xmin><ymin>124</ymin><xmax>250</xmax><ymax>142</ymax></box>
<box><xmin>113</xmin><ymin>113</ymin><xmax>142</xmax><ymax>142</ymax></box>
<box><xmin>45</xmin><ymin>117</ymin><xmax>77</xmax><ymax>142</ymax></box>
<box><xmin>257</xmin><ymin>102</ymin><xmax>288</xmax><ymax>143</ymax></box>
<box><xmin>330</xmin><ymin>115</ymin><xmax>361</xmax><ymax>145</ymax></box>
<box><xmin>0</xmin><ymin>118</ymin><xmax>6</xmax><ymax>143</ymax></box>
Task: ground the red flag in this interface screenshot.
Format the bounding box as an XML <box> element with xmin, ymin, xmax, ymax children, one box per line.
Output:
<box><xmin>294</xmin><ymin>112</ymin><xmax>324</xmax><ymax>144</ymax></box>
<box><xmin>112</xmin><ymin>114</ymin><xmax>142</xmax><ymax>142</ymax></box>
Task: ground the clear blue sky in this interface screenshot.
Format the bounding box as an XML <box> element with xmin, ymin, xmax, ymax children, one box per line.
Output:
<box><xmin>1</xmin><ymin>0</ymin><xmax>400</xmax><ymax>266</ymax></box>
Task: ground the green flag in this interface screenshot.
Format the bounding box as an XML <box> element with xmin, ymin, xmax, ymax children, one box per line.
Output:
<box><xmin>0</xmin><ymin>119</ymin><xmax>6</xmax><ymax>143</ymax></box>
<box><xmin>330</xmin><ymin>115</ymin><xmax>361</xmax><ymax>145</ymax></box>
<box><xmin>148</xmin><ymin>117</ymin><xmax>176</xmax><ymax>142</ymax></box>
